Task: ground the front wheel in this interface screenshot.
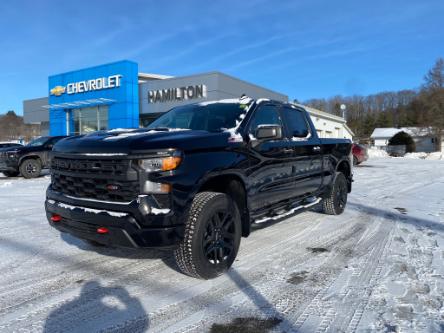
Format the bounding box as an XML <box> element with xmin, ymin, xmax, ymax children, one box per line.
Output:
<box><xmin>19</xmin><ymin>158</ymin><xmax>42</xmax><ymax>179</ymax></box>
<box><xmin>174</xmin><ymin>192</ymin><xmax>242</xmax><ymax>279</ymax></box>
<box><xmin>322</xmin><ymin>172</ymin><xmax>348</xmax><ymax>215</ymax></box>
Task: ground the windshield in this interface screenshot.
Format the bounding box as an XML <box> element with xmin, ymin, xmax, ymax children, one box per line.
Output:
<box><xmin>27</xmin><ymin>137</ymin><xmax>50</xmax><ymax>147</ymax></box>
<box><xmin>147</xmin><ymin>102</ymin><xmax>250</xmax><ymax>132</ymax></box>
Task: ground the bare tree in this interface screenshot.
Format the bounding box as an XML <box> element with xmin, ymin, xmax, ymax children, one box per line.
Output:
<box><xmin>0</xmin><ymin>111</ymin><xmax>40</xmax><ymax>142</ymax></box>
<box><xmin>424</xmin><ymin>58</ymin><xmax>444</xmax><ymax>90</ymax></box>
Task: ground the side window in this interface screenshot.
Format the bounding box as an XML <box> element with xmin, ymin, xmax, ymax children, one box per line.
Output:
<box><xmin>282</xmin><ymin>107</ymin><xmax>310</xmax><ymax>138</ymax></box>
<box><xmin>248</xmin><ymin>105</ymin><xmax>282</xmax><ymax>136</ymax></box>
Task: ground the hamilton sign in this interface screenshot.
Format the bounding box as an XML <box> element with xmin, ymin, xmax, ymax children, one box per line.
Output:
<box><xmin>148</xmin><ymin>85</ymin><xmax>207</xmax><ymax>103</ymax></box>
<box><xmin>50</xmin><ymin>74</ymin><xmax>122</xmax><ymax>97</ymax></box>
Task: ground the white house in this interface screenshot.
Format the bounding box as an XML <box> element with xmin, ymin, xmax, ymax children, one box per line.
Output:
<box><xmin>370</xmin><ymin>127</ymin><xmax>442</xmax><ymax>152</ymax></box>
<box><xmin>296</xmin><ymin>104</ymin><xmax>354</xmax><ymax>140</ymax></box>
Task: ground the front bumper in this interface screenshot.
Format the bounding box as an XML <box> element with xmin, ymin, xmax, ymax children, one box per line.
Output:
<box><xmin>45</xmin><ymin>188</ymin><xmax>185</xmax><ymax>248</ymax></box>
<box><xmin>0</xmin><ymin>156</ymin><xmax>19</xmax><ymax>172</ymax></box>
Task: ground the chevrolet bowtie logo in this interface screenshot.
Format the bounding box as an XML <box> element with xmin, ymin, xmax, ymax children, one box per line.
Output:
<box><xmin>50</xmin><ymin>86</ymin><xmax>66</xmax><ymax>96</ymax></box>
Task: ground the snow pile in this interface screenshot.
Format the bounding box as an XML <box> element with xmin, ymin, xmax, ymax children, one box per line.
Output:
<box><xmin>404</xmin><ymin>152</ymin><xmax>428</xmax><ymax>159</ymax></box>
<box><xmin>367</xmin><ymin>147</ymin><xmax>388</xmax><ymax>158</ymax></box>
<box><xmin>404</xmin><ymin>152</ymin><xmax>443</xmax><ymax>160</ymax></box>
<box><xmin>425</xmin><ymin>152</ymin><xmax>443</xmax><ymax>160</ymax></box>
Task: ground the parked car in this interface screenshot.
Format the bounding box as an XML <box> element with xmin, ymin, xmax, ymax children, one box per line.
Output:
<box><xmin>0</xmin><ymin>136</ymin><xmax>67</xmax><ymax>178</ymax></box>
<box><xmin>46</xmin><ymin>98</ymin><xmax>353</xmax><ymax>279</ymax></box>
<box><xmin>0</xmin><ymin>142</ymin><xmax>23</xmax><ymax>149</ymax></box>
<box><xmin>352</xmin><ymin>143</ymin><xmax>368</xmax><ymax>165</ymax></box>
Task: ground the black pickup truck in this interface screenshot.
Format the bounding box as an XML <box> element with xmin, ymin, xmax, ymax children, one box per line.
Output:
<box><xmin>0</xmin><ymin>136</ymin><xmax>67</xmax><ymax>178</ymax></box>
<box><xmin>46</xmin><ymin>97</ymin><xmax>353</xmax><ymax>279</ymax></box>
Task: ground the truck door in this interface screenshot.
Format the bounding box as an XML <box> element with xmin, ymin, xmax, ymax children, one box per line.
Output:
<box><xmin>247</xmin><ymin>103</ymin><xmax>295</xmax><ymax>211</ymax></box>
<box><xmin>281</xmin><ymin>106</ymin><xmax>323</xmax><ymax>197</ymax></box>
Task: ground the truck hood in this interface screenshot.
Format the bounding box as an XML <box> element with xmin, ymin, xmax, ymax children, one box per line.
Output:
<box><xmin>0</xmin><ymin>145</ymin><xmax>39</xmax><ymax>154</ymax></box>
<box><xmin>53</xmin><ymin>128</ymin><xmax>238</xmax><ymax>155</ymax></box>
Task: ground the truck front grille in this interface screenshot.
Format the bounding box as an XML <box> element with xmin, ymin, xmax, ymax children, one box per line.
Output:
<box><xmin>51</xmin><ymin>156</ymin><xmax>139</xmax><ymax>202</ymax></box>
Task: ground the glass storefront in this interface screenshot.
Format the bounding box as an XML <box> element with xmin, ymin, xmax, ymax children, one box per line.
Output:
<box><xmin>71</xmin><ymin>106</ymin><xmax>108</xmax><ymax>135</ymax></box>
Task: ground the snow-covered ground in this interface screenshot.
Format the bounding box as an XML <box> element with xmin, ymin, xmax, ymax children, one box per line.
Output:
<box><xmin>0</xmin><ymin>157</ymin><xmax>443</xmax><ymax>332</ymax></box>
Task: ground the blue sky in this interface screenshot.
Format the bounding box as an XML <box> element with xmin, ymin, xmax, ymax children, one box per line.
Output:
<box><xmin>1</xmin><ymin>0</ymin><xmax>443</xmax><ymax>114</ymax></box>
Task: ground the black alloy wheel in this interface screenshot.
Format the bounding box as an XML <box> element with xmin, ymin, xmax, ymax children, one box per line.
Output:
<box><xmin>203</xmin><ymin>210</ymin><xmax>236</xmax><ymax>265</ymax></box>
<box><xmin>322</xmin><ymin>172</ymin><xmax>348</xmax><ymax>215</ymax></box>
<box><xmin>335</xmin><ymin>176</ymin><xmax>348</xmax><ymax>211</ymax></box>
<box><xmin>174</xmin><ymin>191</ymin><xmax>242</xmax><ymax>279</ymax></box>
<box><xmin>20</xmin><ymin>158</ymin><xmax>42</xmax><ymax>179</ymax></box>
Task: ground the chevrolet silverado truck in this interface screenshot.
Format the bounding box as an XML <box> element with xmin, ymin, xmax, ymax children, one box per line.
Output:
<box><xmin>46</xmin><ymin>97</ymin><xmax>353</xmax><ymax>279</ymax></box>
<box><xmin>0</xmin><ymin>136</ymin><xmax>67</xmax><ymax>178</ymax></box>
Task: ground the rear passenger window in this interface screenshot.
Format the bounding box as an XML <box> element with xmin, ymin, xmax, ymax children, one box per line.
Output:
<box><xmin>283</xmin><ymin>107</ymin><xmax>310</xmax><ymax>138</ymax></box>
<box><xmin>248</xmin><ymin>105</ymin><xmax>282</xmax><ymax>136</ymax></box>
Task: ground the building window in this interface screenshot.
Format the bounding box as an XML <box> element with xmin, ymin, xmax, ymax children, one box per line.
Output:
<box><xmin>335</xmin><ymin>127</ymin><xmax>341</xmax><ymax>138</ymax></box>
<box><xmin>71</xmin><ymin>106</ymin><xmax>108</xmax><ymax>135</ymax></box>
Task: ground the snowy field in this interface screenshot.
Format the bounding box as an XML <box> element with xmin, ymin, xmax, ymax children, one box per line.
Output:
<box><xmin>0</xmin><ymin>157</ymin><xmax>443</xmax><ymax>332</ymax></box>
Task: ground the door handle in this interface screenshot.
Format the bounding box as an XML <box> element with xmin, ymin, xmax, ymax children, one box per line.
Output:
<box><xmin>283</xmin><ymin>148</ymin><xmax>294</xmax><ymax>153</ymax></box>
<box><xmin>313</xmin><ymin>146</ymin><xmax>321</xmax><ymax>152</ymax></box>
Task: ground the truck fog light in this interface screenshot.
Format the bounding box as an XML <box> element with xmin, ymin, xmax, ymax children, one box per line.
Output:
<box><xmin>143</xmin><ymin>181</ymin><xmax>171</xmax><ymax>194</ymax></box>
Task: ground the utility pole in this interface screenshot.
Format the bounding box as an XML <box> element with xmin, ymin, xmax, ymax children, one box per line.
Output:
<box><xmin>340</xmin><ymin>104</ymin><xmax>347</xmax><ymax>120</ymax></box>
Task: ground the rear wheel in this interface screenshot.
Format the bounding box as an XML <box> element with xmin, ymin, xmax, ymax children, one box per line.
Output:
<box><xmin>20</xmin><ymin>158</ymin><xmax>42</xmax><ymax>179</ymax></box>
<box><xmin>353</xmin><ymin>156</ymin><xmax>358</xmax><ymax>166</ymax></box>
<box><xmin>174</xmin><ymin>192</ymin><xmax>242</xmax><ymax>279</ymax></box>
<box><xmin>322</xmin><ymin>172</ymin><xmax>348</xmax><ymax>215</ymax></box>
<box><xmin>2</xmin><ymin>171</ymin><xmax>19</xmax><ymax>177</ymax></box>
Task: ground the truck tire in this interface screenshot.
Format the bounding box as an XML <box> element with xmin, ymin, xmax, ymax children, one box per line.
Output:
<box><xmin>174</xmin><ymin>191</ymin><xmax>242</xmax><ymax>279</ymax></box>
<box><xmin>322</xmin><ymin>172</ymin><xmax>348</xmax><ymax>215</ymax></box>
<box><xmin>2</xmin><ymin>171</ymin><xmax>19</xmax><ymax>177</ymax></box>
<box><xmin>353</xmin><ymin>156</ymin><xmax>358</xmax><ymax>166</ymax></box>
<box><xmin>20</xmin><ymin>158</ymin><xmax>42</xmax><ymax>179</ymax></box>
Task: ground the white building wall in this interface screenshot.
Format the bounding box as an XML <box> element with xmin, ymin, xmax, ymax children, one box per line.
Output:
<box><xmin>373</xmin><ymin>136</ymin><xmax>437</xmax><ymax>152</ymax></box>
<box><xmin>308</xmin><ymin>114</ymin><xmax>352</xmax><ymax>140</ymax></box>
<box><xmin>374</xmin><ymin>138</ymin><xmax>389</xmax><ymax>148</ymax></box>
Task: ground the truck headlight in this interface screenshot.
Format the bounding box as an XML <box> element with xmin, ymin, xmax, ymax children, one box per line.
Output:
<box><xmin>6</xmin><ymin>151</ymin><xmax>19</xmax><ymax>158</ymax></box>
<box><xmin>139</xmin><ymin>156</ymin><xmax>182</xmax><ymax>172</ymax></box>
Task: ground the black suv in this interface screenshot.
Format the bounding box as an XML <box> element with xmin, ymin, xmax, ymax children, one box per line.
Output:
<box><xmin>46</xmin><ymin>98</ymin><xmax>352</xmax><ymax>279</ymax></box>
<box><xmin>0</xmin><ymin>143</ymin><xmax>22</xmax><ymax>149</ymax></box>
<box><xmin>0</xmin><ymin>136</ymin><xmax>67</xmax><ymax>178</ymax></box>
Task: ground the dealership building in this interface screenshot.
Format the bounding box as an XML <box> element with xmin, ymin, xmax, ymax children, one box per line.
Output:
<box><xmin>23</xmin><ymin>60</ymin><xmax>353</xmax><ymax>139</ymax></box>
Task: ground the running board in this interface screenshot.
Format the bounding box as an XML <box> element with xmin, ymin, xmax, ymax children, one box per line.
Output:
<box><xmin>253</xmin><ymin>198</ymin><xmax>321</xmax><ymax>224</ymax></box>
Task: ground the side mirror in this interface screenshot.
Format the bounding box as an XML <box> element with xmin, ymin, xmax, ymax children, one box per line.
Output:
<box><xmin>255</xmin><ymin>124</ymin><xmax>283</xmax><ymax>141</ymax></box>
<box><xmin>47</xmin><ymin>144</ymin><xmax>54</xmax><ymax>149</ymax></box>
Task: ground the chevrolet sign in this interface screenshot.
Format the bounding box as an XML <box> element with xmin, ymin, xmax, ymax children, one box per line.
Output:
<box><xmin>50</xmin><ymin>86</ymin><xmax>66</xmax><ymax>96</ymax></box>
<box><xmin>49</xmin><ymin>74</ymin><xmax>122</xmax><ymax>97</ymax></box>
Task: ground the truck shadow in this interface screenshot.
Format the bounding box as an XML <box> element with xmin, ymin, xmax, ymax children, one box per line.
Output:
<box><xmin>354</xmin><ymin>164</ymin><xmax>386</xmax><ymax>168</ymax></box>
<box><xmin>43</xmin><ymin>280</ymin><xmax>149</xmax><ymax>333</ymax></box>
<box><xmin>347</xmin><ymin>201</ymin><xmax>444</xmax><ymax>233</ymax></box>
<box><xmin>215</xmin><ymin>269</ymin><xmax>300</xmax><ymax>333</ymax></box>
<box><xmin>60</xmin><ymin>232</ymin><xmax>179</xmax><ymax>272</ymax></box>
